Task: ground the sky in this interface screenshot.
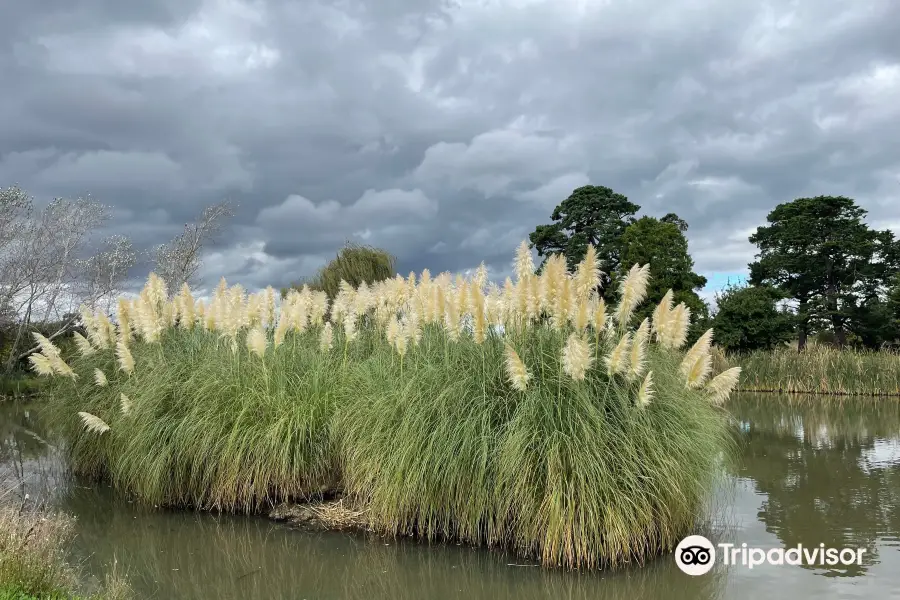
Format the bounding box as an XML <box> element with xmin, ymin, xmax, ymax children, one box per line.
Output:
<box><xmin>2</xmin><ymin>0</ymin><xmax>899</xmax><ymax>302</ymax></box>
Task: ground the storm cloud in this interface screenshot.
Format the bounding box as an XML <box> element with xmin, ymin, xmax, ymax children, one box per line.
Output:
<box><xmin>2</xmin><ymin>0</ymin><xmax>898</xmax><ymax>297</ymax></box>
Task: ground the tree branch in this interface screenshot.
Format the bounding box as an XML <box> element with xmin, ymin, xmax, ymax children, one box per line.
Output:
<box><xmin>13</xmin><ymin>315</ymin><xmax>79</xmax><ymax>362</ymax></box>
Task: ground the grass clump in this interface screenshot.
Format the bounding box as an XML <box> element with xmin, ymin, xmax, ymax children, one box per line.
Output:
<box><xmin>37</xmin><ymin>243</ymin><xmax>738</xmax><ymax>570</ymax></box>
<box><xmin>0</xmin><ymin>504</ymin><xmax>131</xmax><ymax>600</ymax></box>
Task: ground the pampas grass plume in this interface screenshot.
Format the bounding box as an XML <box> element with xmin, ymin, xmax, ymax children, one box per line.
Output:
<box><xmin>343</xmin><ymin>314</ymin><xmax>358</xmax><ymax>343</ymax></box>
<box><xmin>319</xmin><ymin>322</ymin><xmax>333</xmax><ymax>352</ymax></box>
<box><xmin>685</xmin><ymin>352</ymin><xmax>713</xmax><ymax>389</ymax></box>
<box><xmin>681</xmin><ymin>329</ymin><xmax>714</xmax><ymax>389</ymax></box>
<box><xmin>680</xmin><ymin>329</ymin><xmax>713</xmax><ymax>379</ymax></box>
<box><xmin>73</xmin><ymin>332</ymin><xmax>95</xmax><ymax>356</ymax></box>
<box><xmin>504</xmin><ymin>343</ymin><xmax>531</xmax><ymax>391</ymax></box>
<box><xmin>573</xmin><ymin>299</ymin><xmax>590</xmax><ymax>331</ymax></box>
<box><xmin>246</xmin><ymin>326</ymin><xmax>268</xmax><ymax>358</ymax></box>
<box><xmin>706</xmin><ymin>366</ymin><xmax>742</xmax><ymax>405</ymax></box>
<box><xmin>78</xmin><ymin>412</ymin><xmax>110</xmax><ymax>435</ymax></box>
<box><xmin>628</xmin><ymin>318</ymin><xmax>650</xmax><ymax>380</ymax></box>
<box><xmin>562</xmin><ymin>333</ymin><xmax>593</xmax><ymax>381</ymax></box>
<box><xmin>638</xmin><ymin>371</ymin><xmax>654</xmax><ymax>408</ymax></box>
<box><xmin>514</xmin><ymin>240</ymin><xmax>534</xmax><ymax>282</ymax></box>
<box><xmin>605</xmin><ymin>332</ymin><xmax>632</xmax><ymax>377</ymax></box>
<box><xmin>614</xmin><ymin>263</ymin><xmax>651</xmax><ymax>327</ymax></box>
<box><xmin>94</xmin><ymin>368</ymin><xmax>108</xmax><ymax>387</ymax></box>
<box><xmin>574</xmin><ymin>244</ymin><xmax>601</xmax><ymax>300</ymax></box>
<box><xmin>117</xmin><ymin>298</ymin><xmax>133</xmax><ymax>342</ymax></box>
<box><xmin>273</xmin><ymin>316</ymin><xmax>289</xmax><ymax>348</ymax></box>
<box><xmin>591</xmin><ymin>297</ymin><xmax>607</xmax><ymax>334</ymax></box>
<box><xmin>651</xmin><ymin>290</ymin><xmax>674</xmax><ymax>341</ymax></box>
<box><xmin>28</xmin><ymin>353</ymin><xmax>54</xmax><ymax>377</ymax></box>
<box><xmin>32</xmin><ymin>332</ymin><xmax>60</xmax><ymax>358</ymax></box>
<box><xmin>661</xmin><ymin>303</ymin><xmax>690</xmax><ymax>349</ymax></box>
<box><xmin>116</xmin><ymin>339</ymin><xmax>135</xmax><ymax>376</ymax></box>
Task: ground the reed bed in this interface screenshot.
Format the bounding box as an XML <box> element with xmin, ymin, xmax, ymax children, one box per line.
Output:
<box><xmin>34</xmin><ymin>242</ymin><xmax>739</xmax><ymax>570</ymax></box>
<box><xmin>723</xmin><ymin>344</ymin><xmax>900</xmax><ymax>397</ymax></box>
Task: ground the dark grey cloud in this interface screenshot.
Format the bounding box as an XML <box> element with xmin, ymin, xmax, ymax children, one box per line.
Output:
<box><xmin>1</xmin><ymin>0</ymin><xmax>898</xmax><ymax>298</ymax></box>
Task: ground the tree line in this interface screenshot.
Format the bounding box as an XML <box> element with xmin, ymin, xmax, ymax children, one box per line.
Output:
<box><xmin>528</xmin><ymin>186</ymin><xmax>900</xmax><ymax>352</ymax></box>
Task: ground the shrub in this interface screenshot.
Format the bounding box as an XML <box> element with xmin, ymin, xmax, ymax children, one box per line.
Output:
<box><xmin>37</xmin><ymin>242</ymin><xmax>739</xmax><ymax>569</ymax></box>
<box><xmin>283</xmin><ymin>243</ymin><xmax>396</xmax><ymax>300</ymax></box>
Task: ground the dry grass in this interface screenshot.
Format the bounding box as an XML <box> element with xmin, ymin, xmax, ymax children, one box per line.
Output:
<box><xmin>269</xmin><ymin>498</ymin><xmax>370</xmax><ymax>530</ymax></box>
<box><xmin>0</xmin><ymin>503</ymin><xmax>131</xmax><ymax>599</ymax></box>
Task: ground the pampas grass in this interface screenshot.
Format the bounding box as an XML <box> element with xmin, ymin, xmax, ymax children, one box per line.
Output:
<box><xmin>503</xmin><ymin>344</ymin><xmax>531</xmax><ymax>391</ymax></box>
<box><xmin>40</xmin><ymin>243</ymin><xmax>738</xmax><ymax>571</ymax></box>
<box><xmin>78</xmin><ymin>412</ymin><xmax>111</xmax><ymax>435</ymax></box>
<box><xmin>73</xmin><ymin>332</ymin><xmax>95</xmax><ymax>356</ymax></box>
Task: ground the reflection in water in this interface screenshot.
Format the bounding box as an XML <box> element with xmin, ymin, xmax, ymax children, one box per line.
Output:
<box><xmin>732</xmin><ymin>395</ymin><xmax>900</xmax><ymax>578</ymax></box>
<box><xmin>5</xmin><ymin>396</ymin><xmax>900</xmax><ymax>599</ymax></box>
<box><xmin>62</xmin><ymin>484</ymin><xmax>725</xmax><ymax>600</ymax></box>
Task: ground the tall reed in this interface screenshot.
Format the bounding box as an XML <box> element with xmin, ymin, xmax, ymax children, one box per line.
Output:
<box><xmin>720</xmin><ymin>344</ymin><xmax>900</xmax><ymax>396</ymax></box>
<box><xmin>36</xmin><ymin>242</ymin><xmax>739</xmax><ymax>569</ymax></box>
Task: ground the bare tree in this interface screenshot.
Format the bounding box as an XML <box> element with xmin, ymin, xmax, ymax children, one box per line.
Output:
<box><xmin>0</xmin><ymin>186</ymin><xmax>136</xmax><ymax>372</ymax></box>
<box><xmin>78</xmin><ymin>235</ymin><xmax>137</xmax><ymax>315</ymax></box>
<box><xmin>0</xmin><ymin>186</ymin><xmax>34</xmax><ymax>319</ymax></box>
<box><xmin>151</xmin><ymin>200</ymin><xmax>234</xmax><ymax>291</ymax></box>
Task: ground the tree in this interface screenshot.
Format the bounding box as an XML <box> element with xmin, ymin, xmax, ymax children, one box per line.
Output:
<box><xmin>848</xmin><ymin>297</ymin><xmax>898</xmax><ymax>349</ymax></box>
<box><xmin>660</xmin><ymin>212</ymin><xmax>689</xmax><ymax>232</ymax></box>
<box><xmin>0</xmin><ymin>186</ymin><xmax>135</xmax><ymax>372</ymax></box>
<box><xmin>79</xmin><ymin>235</ymin><xmax>136</xmax><ymax>315</ymax></box>
<box><xmin>152</xmin><ymin>201</ymin><xmax>234</xmax><ymax>292</ymax></box>
<box><xmin>618</xmin><ymin>215</ymin><xmax>709</xmax><ymax>339</ymax></box>
<box><xmin>890</xmin><ymin>274</ymin><xmax>900</xmax><ymax>330</ymax></box>
<box><xmin>528</xmin><ymin>185</ymin><xmax>640</xmax><ymax>299</ymax></box>
<box><xmin>856</xmin><ymin>272</ymin><xmax>900</xmax><ymax>348</ymax></box>
<box><xmin>284</xmin><ymin>243</ymin><xmax>396</xmax><ymax>299</ymax></box>
<box><xmin>712</xmin><ymin>284</ymin><xmax>795</xmax><ymax>352</ymax></box>
<box><xmin>748</xmin><ymin>196</ymin><xmax>896</xmax><ymax>350</ymax></box>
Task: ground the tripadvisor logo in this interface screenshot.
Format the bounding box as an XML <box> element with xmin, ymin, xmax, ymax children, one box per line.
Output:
<box><xmin>675</xmin><ymin>535</ymin><xmax>716</xmax><ymax>576</ymax></box>
<box><xmin>674</xmin><ymin>535</ymin><xmax>868</xmax><ymax>575</ymax></box>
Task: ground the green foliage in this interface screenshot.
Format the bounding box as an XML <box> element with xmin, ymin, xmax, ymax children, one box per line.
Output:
<box><xmin>44</xmin><ymin>321</ymin><xmax>732</xmax><ymax>570</ymax></box>
<box><xmin>528</xmin><ymin>185</ymin><xmax>640</xmax><ymax>295</ymax></box>
<box><xmin>283</xmin><ymin>244</ymin><xmax>396</xmax><ymax>299</ymax></box>
<box><xmin>749</xmin><ymin>196</ymin><xmax>900</xmax><ymax>348</ymax></box>
<box><xmin>528</xmin><ymin>188</ymin><xmax>711</xmax><ymax>341</ymax></box>
<box><xmin>847</xmin><ymin>296</ymin><xmax>899</xmax><ymax>349</ymax></box>
<box><xmin>618</xmin><ymin>216</ymin><xmax>709</xmax><ymax>340</ymax></box>
<box><xmin>712</xmin><ymin>284</ymin><xmax>795</xmax><ymax>352</ymax></box>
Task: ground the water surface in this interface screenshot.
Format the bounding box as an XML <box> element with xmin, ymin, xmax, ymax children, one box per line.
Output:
<box><xmin>3</xmin><ymin>395</ymin><xmax>899</xmax><ymax>599</ymax></box>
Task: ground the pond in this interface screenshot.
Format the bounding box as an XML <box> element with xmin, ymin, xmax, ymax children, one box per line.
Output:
<box><xmin>3</xmin><ymin>395</ymin><xmax>900</xmax><ymax>599</ymax></box>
